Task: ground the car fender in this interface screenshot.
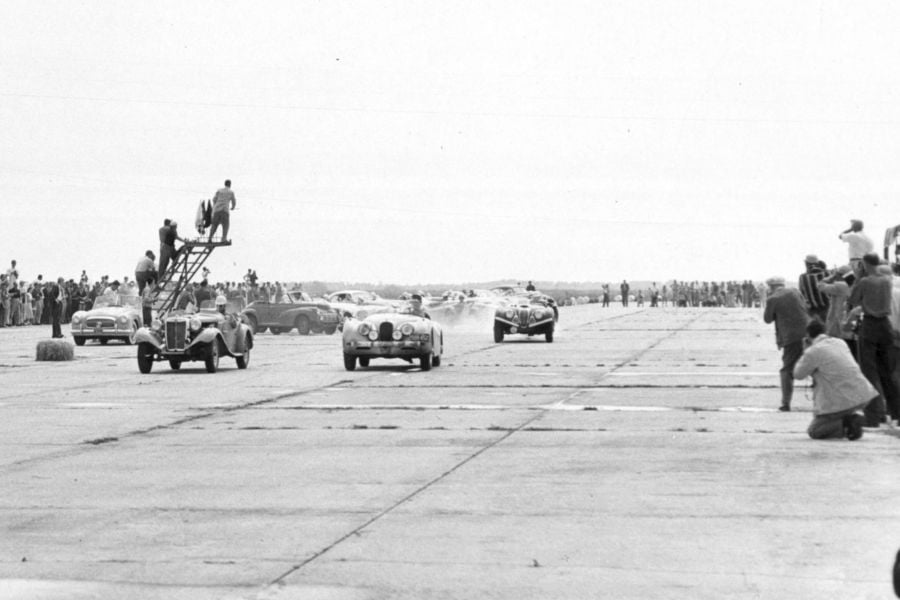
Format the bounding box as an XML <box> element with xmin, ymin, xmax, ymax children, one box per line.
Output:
<box><xmin>134</xmin><ymin>328</ymin><xmax>163</xmax><ymax>349</ymax></box>
<box><xmin>187</xmin><ymin>328</ymin><xmax>226</xmax><ymax>353</ymax></box>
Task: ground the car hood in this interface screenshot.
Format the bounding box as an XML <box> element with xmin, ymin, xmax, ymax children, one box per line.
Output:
<box><xmin>77</xmin><ymin>306</ymin><xmax>138</xmax><ymax>318</ymax></box>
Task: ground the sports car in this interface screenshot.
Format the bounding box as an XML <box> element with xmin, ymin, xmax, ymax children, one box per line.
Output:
<box><xmin>70</xmin><ymin>293</ymin><xmax>143</xmax><ymax>346</ymax></box>
<box><xmin>327</xmin><ymin>290</ymin><xmax>397</xmax><ymax>320</ymax></box>
<box><xmin>134</xmin><ymin>300</ymin><xmax>253</xmax><ymax>373</ymax></box>
<box><xmin>342</xmin><ymin>306</ymin><xmax>444</xmax><ymax>371</ymax></box>
<box><xmin>493</xmin><ymin>295</ymin><xmax>556</xmax><ymax>343</ymax></box>
<box><xmin>241</xmin><ymin>290</ymin><xmax>341</xmax><ymax>335</ymax></box>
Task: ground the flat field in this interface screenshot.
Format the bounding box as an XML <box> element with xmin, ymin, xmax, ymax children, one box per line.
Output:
<box><xmin>1</xmin><ymin>305</ymin><xmax>898</xmax><ymax>599</ymax></box>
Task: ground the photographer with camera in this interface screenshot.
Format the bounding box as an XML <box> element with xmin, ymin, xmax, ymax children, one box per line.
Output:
<box><xmin>793</xmin><ymin>319</ymin><xmax>875</xmax><ymax>440</ymax></box>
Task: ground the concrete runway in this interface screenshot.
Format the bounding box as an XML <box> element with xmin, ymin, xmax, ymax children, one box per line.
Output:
<box><xmin>2</xmin><ymin>305</ymin><xmax>899</xmax><ymax>599</ymax></box>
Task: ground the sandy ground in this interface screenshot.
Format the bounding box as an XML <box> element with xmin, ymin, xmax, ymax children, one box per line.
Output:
<box><xmin>1</xmin><ymin>305</ymin><xmax>898</xmax><ymax>599</ymax></box>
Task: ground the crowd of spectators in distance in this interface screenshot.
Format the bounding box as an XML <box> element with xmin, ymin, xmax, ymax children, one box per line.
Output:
<box><xmin>0</xmin><ymin>257</ymin><xmax>296</xmax><ymax>328</ymax></box>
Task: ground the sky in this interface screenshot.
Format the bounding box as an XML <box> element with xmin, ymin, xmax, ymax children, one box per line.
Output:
<box><xmin>4</xmin><ymin>1</ymin><xmax>900</xmax><ymax>286</ymax></box>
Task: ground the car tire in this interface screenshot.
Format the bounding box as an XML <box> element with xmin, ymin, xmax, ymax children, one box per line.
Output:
<box><xmin>324</xmin><ymin>325</ymin><xmax>337</xmax><ymax>335</ymax></box>
<box><xmin>295</xmin><ymin>315</ymin><xmax>311</xmax><ymax>335</ymax></box>
<box><xmin>245</xmin><ymin>314</ymin><xmax>258</xmax><ymax>334</ymax></box>
<box><xmin>359</xmin><ymin>357</ymin><xmax>370</xmax><ymax>367</ymax></box>
<box><xmin>432</xmin><ymin>354</ymin><xmax>441</xmax><ymax>367</ymax></box>
<box><xmin>343</xmin><ymin>353</ymin><xmax>356</xmax><ymax>371</ymax></box>
<box><xmin>99</xmin><ymin>338</ymin><xmax>108</xmax><ymax>345</ymax></box>
<box><xmin>205</xmin><ymin>341</ymin><xmax>219</xmax><ymax>373</ymax></box>
<box><xmin>73</xmin><ymin>336</ymin><xmax>86</xmax><ymax>346</ymax></box>
<box><xmin>169</xmin><ymin>359</ymin><xmax>182</xmax><ymax>370</ymax></box>
<box><xmin>546</xmin><ymin>326</ymin><xmax>554</xmax><ymax>343</ymax></box>
<box><xmin>493</xmin><ymin>324</ymin><xmax>504</xmax><ymax>343</ymax></box>
<box><xmin>137</xmin><ymin>343</ymin><xmax>154</xmax><ymax>374</ymax></box>
<box><xmin>258</xmin><ymin>326</ymin><xmax>268</xmax><ymax>334</ymax></box>
<box><xmin>420</xmin><ymin>352</ymin><xmax>432</xmax><ymax>371</ymax></box>
<box><xmin>269</xmin><ymin>327</ymin><xmax>282</xmax><ymax>335</ymax></box>
<box><xmin>236</xmin><ymin>336</ymin><xmax>251</xmax><ymax>369</ymax></box>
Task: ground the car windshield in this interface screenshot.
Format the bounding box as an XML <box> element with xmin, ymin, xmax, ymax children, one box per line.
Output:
<box><xmin>92</xmin><ymin>294</ymin><xmax>141</xmax><ymax>310</ymax></box>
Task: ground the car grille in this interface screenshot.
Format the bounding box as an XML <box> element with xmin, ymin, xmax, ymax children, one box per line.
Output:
<box><xmin>86</xmin><ymin>317</ymin><xmax>115</xmax><ymax>329</ymax></box>
<box><xmin>378</xmin><ymin>322</ymin><xmax>393</xmax><ymax>341</ymax></box>
<box><xmin>518</xmin><ymin>309</ymin><xmax>531</xmax><ymax>324</ymax></box>
<box><xmin>166</xmin><ymin>320</ymin><xmax>188</xmax><ymax>351</ymax></box>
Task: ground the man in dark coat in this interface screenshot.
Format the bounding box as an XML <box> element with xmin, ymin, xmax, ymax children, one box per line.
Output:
<box><xmin>763</xmin><ymin>276</ymin><xmax>810</xmax><ymax>412</ymax></box>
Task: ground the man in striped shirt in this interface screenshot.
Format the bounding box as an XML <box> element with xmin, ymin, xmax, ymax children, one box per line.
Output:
<box><xmin>798</xmin><ymin>254</ymin><xmax>830</xmax><ymax>322</ymax></box>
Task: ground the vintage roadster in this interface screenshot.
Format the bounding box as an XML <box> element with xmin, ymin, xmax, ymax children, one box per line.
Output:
<box><xmin>493</xmin><ymin>295</ymin><xmax>556</xmax><ymax>343</ymax></box>
<box><xmin>241</xmin><ymin>290</ymin><xmax>341</xmax><ymax>335</ymax></box>
<box><xmin>134</xmin><ymin>300</ymin><xmax>253</xmax><ymax>373</ymax></box>
<box><xmin>342</xmin><ymin>307</ymin><xmax>444</xmax><ymax>371</ymax></box>
<box><xmin>70</xmin><ymin>292</ymin><xmax>143</xmax><ymax>346</ymax></box>
<box><xmin>327</xmin><ymin>290</ymin><xmax>398</xmax><ymax>320</ymax></box>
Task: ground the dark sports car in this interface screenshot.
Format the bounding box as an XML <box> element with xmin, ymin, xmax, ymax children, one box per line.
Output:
<box><xmin>493</xmin><ymin>294</ymin><xmax>557</xmax><ymax>343</ymax></box>
<box><xmin>240</xmin><ymin>290</ymin><xmax>341</xmax><ymax>335</ymax></box>
<box><xmin>134</xmin><ymin>301</ymin><xmax>253</xmax><ymax>373</ymax></box>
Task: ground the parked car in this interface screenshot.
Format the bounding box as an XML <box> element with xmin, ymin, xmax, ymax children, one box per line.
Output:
<box><xmin>341</xmin><ymin>305</ymin><xmax>444</xmax><ymax>371</ymax></box>
<box><xmin>134</xmin><ymin>300</ymin><xmax>253</xmax><ymax>373</ymax></box>
<box><xmin>70</xmin><ymin>293</ymin><xmax>143</xmax><ymax>346</ymax></box>
<box><xmin>493</xmin><ymin>295</ymin><xmax>556</xmax><ymax>343</ymax></box>
<box><xmin>241</xmin><ymin>290</ymin><xmax>341</xmax><ymax>335</ymax></box>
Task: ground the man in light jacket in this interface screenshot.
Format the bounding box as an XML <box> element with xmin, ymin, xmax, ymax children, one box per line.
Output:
<box><xmin>793</xmin><ymin>320</ymin><xmax>877</xmax><ymax>440</ymax></box>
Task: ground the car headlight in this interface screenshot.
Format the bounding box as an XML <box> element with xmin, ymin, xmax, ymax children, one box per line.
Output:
<box><xmin>392</xmin><ymin>330</ymin><xmax>403</xmax><ymax>340</ymax></box>
<box><xmin>400</xmin><ymin>323</ymin><xmax>414</xmax><ymax>336</ymax></box>
<box><xmin>358</xmin><ymin>323</ymin><xmax>372</xmax><ymax>336</ymax></box>
<box><xmin>151</xmin><ymin>318</ymin><xmax>162</xmax><ymax>331</ymax></box>
<box><xmin>190</xmin><ymin>317</ymin><xmax>202</xmax><ymax>331</ymax></box>
<box><xmin>533</xmin><ymin>309</ymin><xmax>544</xmax><ymax>320</ymax></box>
<box><xmin>71</xmin><ymin>313</ymin><xmax>85</xmax><ymax>325</ymax></box>
<box><xmin>117</xmin><ymin>315</ymin><xmax>129</xmax><ymax>326</ymax></box>
<box><xmin>505</xmin><ymin>309</ymin><xmax>515</xmax><ymax>319</ymax></box>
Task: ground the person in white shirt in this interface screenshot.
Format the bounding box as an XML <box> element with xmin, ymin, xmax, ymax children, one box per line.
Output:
<box><xmin>839</xmin><ymin>219</ymin><xmax>874</xmax><ymax>275</ymax></box>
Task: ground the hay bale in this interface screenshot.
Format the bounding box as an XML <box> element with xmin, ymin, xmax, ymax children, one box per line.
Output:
<box><xmin>36</xmin><ymin>339</ymin><xmax>74</xmax><ymax>362</ymax></box>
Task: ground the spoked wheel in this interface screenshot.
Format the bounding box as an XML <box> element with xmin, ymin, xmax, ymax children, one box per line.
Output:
<box><xmin>205</xmin><ymin>341</ymin><xmax>220</xmax><ymax>373</ymax></box>
<box><xmin>137</xmin><ymin>343</ymin><xmax>155</xmax><ymax>374</ymax></box>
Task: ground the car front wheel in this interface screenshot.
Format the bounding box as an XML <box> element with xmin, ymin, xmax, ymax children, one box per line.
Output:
<box><xmin>295</xmin><ymin>315</ymin><xmax>311</xmax><ymax>335</ymax></box>
<box><xmin>137</xmin><ymin>343</ymin><xmax>155</xmax><ymax>374</ymax></box>
<box><xmin>236</xmin><ymin>336</ymin><xmax>251</xmax><ymax>369</ymax></box>
<box><xmin>169</xmin><ymin>359</ymin><xmax>182</xmax><ymax>370</ymax></box>
<box><xmin>205</xmin><ymin>341</ymin><xmax>220</xmax><ymax>373</ymax></box>
<box><xmin>420</xmin><ymin>352</ymin><xmax>433</xmax><ymax>371</ymax></box>
<box><xmin>359</xmin><ymin>357</ymin><xmax>370</xmax><ymax>367</ymax></box>
<box><xmin>343</xmin><ymin>353</ymin><xmax>356</xmax><ymax>371</ymax></box>
<box><xmin>493</xmin><ymin>325</ymin><xmax>504</xmax><ymax>343</ymax></box>
<box><xmin>73</xmin><ymin>336</ymin><xmax>86</xmax><ymax>346</ymax></box>
<box><xmin>546</xmin><ymin>326</ymin><xmax>554</xmax><ymax>343</ymax></box>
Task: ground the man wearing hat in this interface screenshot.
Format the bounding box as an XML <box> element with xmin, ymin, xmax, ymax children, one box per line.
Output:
<box><xmin>764</xmin><ymin>276</ymin><xmax>811</xmax><ymax>411</ymax></box>
<box><xmin>134</xmin><ymin>250</ymin><xmax>157</xmax><ymax>295</ymax></box>
<box><xmin>798</xmin><ymin>254</ymin><xmax>830</xmax><ymax>322</ymax></box>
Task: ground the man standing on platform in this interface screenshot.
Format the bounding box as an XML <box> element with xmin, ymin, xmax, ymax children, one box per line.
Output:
<box><xmin>209</xmin><ymin>179</ymin><xmax>236</xmax><ymax>243</ymax></box>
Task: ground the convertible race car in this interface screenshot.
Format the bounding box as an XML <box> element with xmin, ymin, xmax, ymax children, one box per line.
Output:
<box><xmin>134</xmin><ymin>300</ymin><xmax>253</xmax><ymax>373</ymax></box>
<box><xmin>240</xmin><ymin>290</ymin><xmax>341</xmax><ymax>335</ymax></box>
<box><xmin>342</xmin><ymin>306</ymin><xmax>444</xmax><ymax>371</ymax></box>
<box><xmin>70</xmin><ymin>293</ymin><xmax>143</xmax><ymax>346</ymax></box>
<box><xmin>493</xmin><ymin>294</ymin><xmax>557</xmax><ymax>343</ymax></box>
<box><xmin>327</xmin><ymin>290</ymin><xmax>397</xmax><ymax>320</ymax></box>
